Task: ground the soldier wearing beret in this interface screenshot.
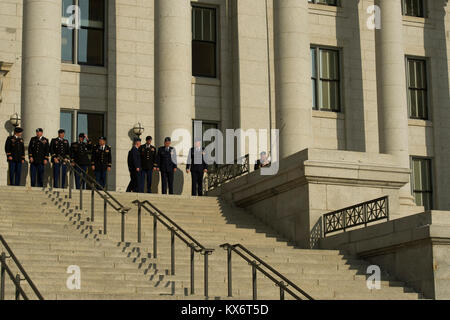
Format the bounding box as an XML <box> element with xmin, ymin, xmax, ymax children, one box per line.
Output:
<box><xmin>138</xmin><ymin>136</ymin><xmax>157</xmax><ymax>193</ymax></box>
<box><xmin>4</xmin><ymin>127</ymin><xmax>25</xmax><ymax>186</ymax></box>
<box><xmin>50</xmin><ymin>129</ymin><xmax>70</xmax><ymax>188</ymax></box>
<box><xmin>28</xmin><ymin>128</ymin><xmax>50</xmax><ymax>187</ymax></box>
<box><xmin>156</xmin><ymin>137</ymin><xmax>177</xmax><ymax>195</ymax></box>
<box><xmin>70</xmin><ymin>133</ymin><xmax>92</xmax><ymax>190</ymax></box>
<box><xmin>91</xmin><ymin>136</ymin><xmax>112</xmax><ymax>189</ymax></box>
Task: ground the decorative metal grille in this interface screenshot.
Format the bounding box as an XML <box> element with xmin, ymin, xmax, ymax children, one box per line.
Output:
<box><xmin>204</xmin><ymin>154</ymin><xmax>250</xmax><ymax>192</ymax></box>
<box><xmin>323</xmin><ymin>196</ymin><xmax>389</xmax><ymax>236</ymax></box>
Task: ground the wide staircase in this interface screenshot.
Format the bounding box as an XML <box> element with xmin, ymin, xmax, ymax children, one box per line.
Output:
<box><xmin>0</xmin><ymin>186</ymin><xmax>424</xmax><ymax>300</ymax></box>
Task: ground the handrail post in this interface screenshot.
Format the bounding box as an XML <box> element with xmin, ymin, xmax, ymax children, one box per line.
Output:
<box><xmin>137</xmin><ymin>202</ymin><xmax>142</xmax><ymax>243</ymax></box>
<box><xmin>0</xmin><ymin>252</ymin><xmax>5</xmax><ymax>300</ymax></box>
<box><xmin>204</xmin><ymin>251</ymin><xmax>209</xmax><ymax>299</ymax></box>
<box><xmin>227</xmin><ymin>246</ymin><xmax>232</xmax><ymax>297</ymax></box>
<box><xmin>190</xmin><ymin>246</ymin><xmax>195</xmax><ymax>295</ymax></box>
<box><xmin>364</xmin><ymin>202</ymin><xmax>368</xmax><ymax>228</ymax></box>
<box><xmin>69</xmin><ymin>169</ymin><xmax>72</xmax><ymax>199</ymax></box>
<box><xmin>153</xmin><ymin>216</ymin><xmax>157</xmax><ymax>258</ymax></box>
<box><xmin>79</xmin><ymin>185</ymin><xmax>83</xmax><ymax>211</ymax></box>
<box><xmin>103</xmin><ymin>197</ymin><xmax>107</xmax><ymax>235</ymax></box>
<box><xmin>121</xmin><ymin>211</ymin><xmax>125</xmax><ymax>242</ymax></box>
<box><xmin>279</xmin><ymin>281</ymin><xmax>285</xmax><ymax>300</ymax></box>
<box><xmin>170</xmin><ymin>228</ymin><xmax>175</xmax><ymax>276</ymax></box>
<box><xmin>91</xmin><ymin>188</ymin><xmax>95</xmax><ymax>222</ymax></box>
<box><xmin>386</xmin><ymin>197</ymin><xmax>390</xmax><ymax>221</ymax></box>
<box><xmin>252</xmin><ymin>261</ymin><xmax>257</xmax><ymax>300</ymax></box>
<box><xmin>15</xmin><ymin>274</ymin><xmax>21</xmax><ymax>300</ymax></box>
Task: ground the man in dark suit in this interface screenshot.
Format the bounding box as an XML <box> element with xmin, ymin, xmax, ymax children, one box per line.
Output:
<box><xmin>156</xmin><ymin>137</ymin><xmax>177</xmax><ymax>195</ymax></box>
<box><xmin>139</xmin><ymin>136</ymin><xmax>157</xmax><ymax>193</ymax></box>
<box><xmin>254</xmin><ymin>151</ymin><xmax>271</xmax><ymax>171</ymax></box>
<box><xmin>50</xmin><ymin>129</ymin><xmax>70</xmax><ymax>188</ymax></box>
<box><xmin>91</xmin><ymin>137</ymin><xmax>112</xmax><ymax>189</ymax></box>
<box><xmin>186</xmin><ymin>140</ymin><xmax>208</xmax><ymax>196</ymax></box>
<box><xmin>4</xmin><ymin>127</ymin><xmax>25</xmax><ymax>186</ymax></box>
<box><xmin>70</xmin><ymin>133</ymin><xmax>92</xmax><ymax>190</ymax></box>
<box><xmin>127</xmin><ymin>138</ymin><xmax>143</xmax><ymax>193</ymax></box>
<box><xmin>28</xmin><ymin>128</ymin><xmax>50</xmax><ymax>187</ymax></box>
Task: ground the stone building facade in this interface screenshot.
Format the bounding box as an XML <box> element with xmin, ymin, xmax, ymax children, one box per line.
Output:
<box><xmin>0</xmin><ymin>0</ymin><xmax>449</xmax><ymax>210</ymax></box>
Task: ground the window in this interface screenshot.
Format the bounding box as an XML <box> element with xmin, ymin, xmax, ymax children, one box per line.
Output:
<box><xmin>402</xmin><ymin>0</ymin><xmax>425</xmax><ymax>18</ymax></box>
<box><xmin>193</xmin><ymin>120</ymin><xmax>219</xmax><ymax>150</ymax></box>
<box><xmin>407</xmin><ymin>58</ymin><xmax>428</xmax><ymax>120</ymax></box>
<box><xmin>411</xmin><ymin>157</ymin><xmax>433</xmax><ymax>211</ymax></box>
<box><xmin>60</xmin><ymin>110</ymin><xmax>105</xmax><ymax>143</ymax></box>
<box><xmin>311</xmin><ymin>46</ymin><xmax>341</xmax><ymax>112</ymax></box>
<box><xmin>192</xmin><ymin>6</ymin><xmax>217</xmax><ymax>78</ymax></box>
<box><xmin>308</xmin><ymin>0</ymin><xmax>339</xmax><ymax>6</ymax></box>
<box><xmin>62</xmin><ymin>0</ymin><xmax>105</xmax><ymax>66</ymax></box>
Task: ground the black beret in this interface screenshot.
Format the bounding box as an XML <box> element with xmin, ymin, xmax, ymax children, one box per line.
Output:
<box><xmin>14</xmin><ymin>127</ymin><xmax>23</xmax><ymax>133</ymax></box>
<box><xmin>164</xmin><ymin>137</ymin><xmax>171</xmax><ymax>142</ymax></box>
<box><xmin>133</xmin><ymin>137</ymin><xmax>141</xmax><ymax>143</ymax></box>
<box><xmin>58</xmin><ymin>129</ymin><xmax>65</xmax><ymax>134</ymax></box>
<box><xmin>146</xmin><ymin>136</ymin><xmax>153</xmax><ymax>141</ymax></box>
<box><xmin>79</xmin><ymin>133</ymin><xmax>86</xmax><ymax>138</ymax></box>
<box><xmin>36</xmin><ymin>128</ymin><xmax>43</xmax><ymax>133</ymax></box>
<box><xmin>99</xmin><ymin>136</ymin><xmax>107</xmax><ymax>141</ymax></box>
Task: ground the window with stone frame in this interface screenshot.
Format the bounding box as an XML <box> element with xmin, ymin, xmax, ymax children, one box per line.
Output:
<box><xmin>402</xmin><ymin>0</ymin><xmax>425</xmax><ymax>18</ymax></box>
<box><xmin>61</xmin><ymin>0</ymin><xmax>105</xmax><ymax>66</ymax></box>
<box><xmin>311</xmin><ymin>46</ymin><xmax>341</xmax><ymax>112</ymax></box>
<box><xmin>411</xmin><ymin>157</ymin><xmax>433</xmax><ymax>211</ymax></box>
<box><xmin>407</xmin><ymin>57</ymin><xmax>429</xmax><ymax>120</ymax></box>
<box><xmin>192</xmin><ymin>6</ymin><xmax>217</xmax><ymax>78</ymax></box>
<box><xmin>308</xmin><ymin>0</ymin><xmax>339</xmax><ymax>6</ymax></box>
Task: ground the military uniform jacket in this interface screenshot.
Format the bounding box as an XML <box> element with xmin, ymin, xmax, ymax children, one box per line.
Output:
<box><xmin>50</xmin><ymin>138</ymin><xmax>70</xmax><ymax>162</ymax></box>
<box><xmin>70</xmin><ymin>140</ymin><xmax>92</xmax><ymax>166</ymax></box>
<box><xmin>5</xmin><ymin>136</ymin><xmax>25</xmax><ymax>162</ymax></box>
<box><xmin>186</xmin><ymin>147</ymin><xmax>208</xmax><ymax>172</ymax></box>
<box><xmin>138</xmin><ymin>144</ymin><xmax>157</xmax><ymax>170</ymax></box>
<box><xmin>156</xmin><ymin>146</ymin><xmax>177</xmax><ymax>172</ymax></box>
<box><xmin>28</xmin><ymin>136</ymin><xmax>50</xmax><ymax>164</ymax></box>
<box><xmin>128</xmin><ymin>147</ymin><xmax>142</xmax><ymax>171</ymax></box>
<box><xmin>91</xmin><ymin>145</ymin><xmax>112</xmax><ymax>171</ymax></box>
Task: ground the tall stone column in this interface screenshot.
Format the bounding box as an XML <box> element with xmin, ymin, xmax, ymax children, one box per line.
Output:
<box><xmin>21</xmin><ymin>0</ymin><xmax>61</xmax><ymax>140</ymax></box>
<box><xmin>376</xmin><ymin>0</ymin><xmax>413</xmax><ymax>202</ymax></box>
<box><xmin>274</xmin><ymin>0</ymin><xmax>312</xmax><ymax>159</ymax></box>
<box><xmin>154</xmin><ymin>0</ymin><xmax>192</xmax><ymax>146</ymax></box>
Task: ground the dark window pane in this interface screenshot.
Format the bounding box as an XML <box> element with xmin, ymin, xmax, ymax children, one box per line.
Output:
<box><xmin>62</xmin><ymin>26</ymin><xmax>74</xmax><ymax>62</ymax></box>
<box><xmin>77</xmin><ymin>113</ymin><xmax>104</xmax><ymax>142</ymax></box>
<box><xmin>78</xmin><ymin>28</ymin><xmax>104</xmax><ymax>66</ymax></box>
<box><xmin>62</xmin><ymin>0</ymin><xmax>75</xmax><ymax>18</ymax></box>
<box><xmin>79</xmin><ymin>0</ymin><xmax>105</xmax><ymax>28</ymax></box>
<box><xmin>60</xmin><ymin>111</ymin><xmax>73</xmax><ymax>143</ymax></box>
<box><xmin>193</xmin><ymin>41</ymin><xmax>216</xmax><ymax>77</ymax></box>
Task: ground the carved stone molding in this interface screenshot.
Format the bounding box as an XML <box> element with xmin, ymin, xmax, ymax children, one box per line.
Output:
<box><xmin>0</xmin><ymin>61</ymin><xmax>13</xmax><ymax>103</ymax></box>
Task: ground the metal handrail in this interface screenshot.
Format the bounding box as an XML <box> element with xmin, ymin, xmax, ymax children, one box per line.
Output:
<box><xmin>220</xmin><ymin>243</ymin><xmax>313</xmax><ymax>301</ymax></box>
<box><xmin>0</xmin><ymin>235</ymin><xmax>44</xmax><ymax>300</ymax></box>
<box><xmin>132</xmin><ymin>200</ymin><xmax>214</xmax><ymax>298</ymax></box>
<box><xmin>206</xmin><ymin>154</ymin><xmax>250</xmax><ymax>191</ymax></box>
<box><xmin>323</xmin><ymin>196</ymin><xmax>389</xmax><ymax>236</ymax></box>
<box><xmin>57</xmin><ymin>156</ymin><xmax>131</xmax><ymax>242</ymax></box>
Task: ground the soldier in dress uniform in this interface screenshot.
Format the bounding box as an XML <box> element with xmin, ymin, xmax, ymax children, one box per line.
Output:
<box><xmin>186</xmin><ymin>139</ymin><xmax>208</xmax><ymax>197</ymax></box>
<box><xmin>138</xmin><ymin>136</ymin><xmax>157</xmax><ymax>193</ymax></box>
<box><xmin>91</xmin><ymin>136</ymin><xmax>112</xmax><ymax>189</ymax></box>
<box><xmin>70</xmin><ymin>133</ymin><xmax>92</xmax><ymax>190</ymax></box>
<box><xmin>50</xmin><ymin>129</ymin><xmax>70</xmax><ymax>188</ymax></box>
<box><xmin>4</xmin><ymin>127</ymin><xmax>25</xmax><ymax>186</ymax></box>
<box><xmin>156</xmin><ymin>137</ymin><xmax>177</xmax><ymax>195</ymax></box>
<box><xmin>126</xmin><ymin>138</ymin><xmax>143</xmax><ymax>193</ymax></box>
<box><xmin>28</xmin><ymin>128</ymin><xmax>49</xmax><ymax>187</ymax></box>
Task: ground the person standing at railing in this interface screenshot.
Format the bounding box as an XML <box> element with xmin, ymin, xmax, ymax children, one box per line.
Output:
<box><xmin>28</xmin><ymin>128</ymin><xmax>49</xmax><ymax>187</ymax></box>
<box><xmin>254</xmin><ymin>152</ymin><xmax>271</xmax><ymax>171</ymax></box>
<box><xmin>91</xmin><ymin>136</ymin><xmax>112</xmax><ymax>189</ymax></box>
<box><xmin>156</xmin><ymin>137</ymin><xmax>177</xmax><ymax>195</ymax></box>
<box><xmin>186</xmin><ymin>139</ymin><xmax>208</xmax><ymax>197</ymax></box>
<box><xmin>138</xmin><ymin>136</ymin><xmax>157</xmax><ymax>193</ymax></box>
<box><xmin>50</xmin><ymin>129</ymin><xmax>70</xmax><ymax>188</ymax></box>
<box><xmin>126</xmin><ymin>137</ymin><xmax>143</xmax><ymax>193</ymax></box>
<box><xmin>4</xmin><ymin>127</ymin><xmax>25</xmax><ymax>186</ymax></box>
<box><xmin>70</xmin><ymin>133</ymin><xmax>92</xmax><ymax>190</ymax></box>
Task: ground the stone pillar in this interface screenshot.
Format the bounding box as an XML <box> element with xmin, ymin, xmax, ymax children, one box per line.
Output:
<box><xmin>274</xmin><ymin>0</ymin><xmax>312</xmax><ymax>159</ymax></box>
<box><xmin>376</xmin><ymin>0</ymin><xmax>413</xmax><ymax>203</ymax></box>
<box><xmin>154</xmin><ymin>0</ymin><xmax>192</xmax><ymax>145</ymax></box>
<box><xmin>21</xmin><ymin>0</ymin><xmax>61</xmax><ymax>140</ymax></box>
